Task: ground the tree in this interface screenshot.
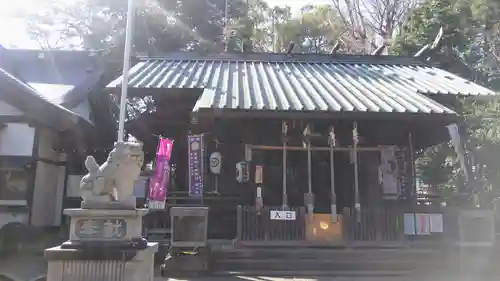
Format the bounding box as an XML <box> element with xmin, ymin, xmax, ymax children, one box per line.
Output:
<box><xmin>22</xmin><ymin>0</ymin><xmax>263</xmax><ymax>122</ymax></box>
<box><xmin>225</xmin><ymin>0</ymin><xmax>272</xmax><ymax>52</ymax></box>
<box><xmin>331</xmin><ymin>0</ymin><xmax>416</xmax><ymax>53</ymax></box>
<box><xmin>300</xmin><ymin>5</ymin><xmax>345</xmax><ymax>53</ymax></box>
<box><xmin>272</xmin><ymin>4</ymin><xmax>346</xmax><ymax>53</ymax></box>
<box><xmin>460</xmin><ymin>99</ymin><xmax>500</xmax><ymax>205</ymax></box>
<box><xmin>392</xmin><ymin>0</ymin><xmax>500</xmax><ymax>86</ymax></box>
<box><xmin>22</xmin><ymin>0</ymin><xmax>251</xmax><ymax>56</ymax></box>
<box><xmin>393</xmin><ymin>0</ymin><xmax>500</xmax><ymax>206</ymax></box>
<box><xmin>415</xmin><ymin>143</ymin><xmax>455</xmax><ymax>195</ymax></box>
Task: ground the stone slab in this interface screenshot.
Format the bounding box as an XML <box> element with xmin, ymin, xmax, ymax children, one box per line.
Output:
<box><xmin>64</xmin><ymin>208</ymin><xmax>148</xmax><ymax>243</ymax></box>
<box><xmin>170</xmin><ymin>206</ymin><xmax>209</xmax><ymax>216</ymax></box>
<box><xmin>81</xmin><ymin>201</ymin><xmax>137</xmax><ymax>210</ymax></box>
<box><xmin>64</xmin><ymin>208</ymin><xmax>149</xmax><ymax>217</ymax></box>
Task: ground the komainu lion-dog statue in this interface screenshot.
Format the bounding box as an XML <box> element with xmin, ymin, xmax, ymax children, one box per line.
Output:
<box><xmin>80</xmin><ymin>141</ymin><xmax>144</xmax><ymax>209</ymax></box>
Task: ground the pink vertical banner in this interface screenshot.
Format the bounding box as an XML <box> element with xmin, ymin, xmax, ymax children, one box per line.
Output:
<box><xmin>148</xmin><ymin>138</ymin><xmax>174</xmax><ymax>209</ymax></box>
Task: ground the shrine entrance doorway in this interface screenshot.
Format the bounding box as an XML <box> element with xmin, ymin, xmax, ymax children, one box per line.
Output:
<box><xmin>251</xmin><ymin>147</ymin><xmax>354</xmax><ymax>210</ymax></box>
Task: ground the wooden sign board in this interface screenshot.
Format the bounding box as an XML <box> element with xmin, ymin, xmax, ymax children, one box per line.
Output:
<box><xmin>270</xmin><ymin>210</ymin><xmax>296</xmax><ymax>221</ymax></box>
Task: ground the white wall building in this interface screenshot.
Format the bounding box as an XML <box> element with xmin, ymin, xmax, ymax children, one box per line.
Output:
<box><xmin>0</xmin><ymin>49</ymin><xmax>119</xmax><ymax>231</ymax></box>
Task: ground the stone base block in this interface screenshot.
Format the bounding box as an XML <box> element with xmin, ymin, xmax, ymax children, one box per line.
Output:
<box><xmin>81</xmin><ymin>201</ymin><xmax>136</xmax><ymax>210</ymax></box>
<box><xmin>64</xmin><ymin>208</ymin><xmax>148</xmax><ymax>243</ymax></box>
<box><xmin>45</xmin><ymin>243</ymin><xmax>158</xmax><ymax>281</ymax></box>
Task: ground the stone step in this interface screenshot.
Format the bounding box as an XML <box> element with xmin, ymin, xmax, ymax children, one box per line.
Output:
<box><xmin>211</xmin><ymin>247</ymin><xmax>443</xmax><ymax>261</ymax></box>
<box><xmin>210</xmin><ymin>246</ymin><xmax>449</xmax><ymax>275</ymax></box>
<box><xmin>211</xmin><ymin>270</ymin><xmax>416</xmax><ymax>277</ymax></box>
<box><xmin>212</xmin><ymin>258</ymin><xmax>429</xmax><ymax>272</ymax></box>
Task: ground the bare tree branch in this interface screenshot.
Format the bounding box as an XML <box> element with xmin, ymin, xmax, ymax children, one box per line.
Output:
<box><xmin>331</xmin><ymin>0</ymin><xmax>415</xmax><ymax>53</ymax></box>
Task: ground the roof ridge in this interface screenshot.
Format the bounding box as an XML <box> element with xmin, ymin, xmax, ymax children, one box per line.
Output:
<box><xmin>136</xmin><ymin>52</ymin><xmax>430</xmax><ymax>66</ymax></box>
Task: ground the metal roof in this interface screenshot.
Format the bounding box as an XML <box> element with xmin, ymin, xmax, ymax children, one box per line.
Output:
<box><xmin>0</xmin><ymin>48</ymin><xmax>104</xmax><ymax>107</ymax></box>
<box><xmin>0</xmin><ymin>49</ymin><xmax>108</xmax><ymax>128</ymax></box>
<box><xmin>0</xmin><ymin>68</ymin><xmax>85</xmax><ymax>130</ymax></box>
<box><xmin>107</xmin><ymin>54</ymin><xmax>497</xmax><ymax>114</ymax></box>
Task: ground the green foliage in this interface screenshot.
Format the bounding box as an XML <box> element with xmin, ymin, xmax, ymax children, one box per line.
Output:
<box><xmin>462</xmin><ymin>98</ymin><xmax>500</xmax><ymax>193</ymax></box>
<box><xmin>25</xmin><ymin>1</ymin><xmax>403</xmax><ymax>55</ymax></box>
<box><xmin>393</xmin><ymin>0</ymin><xmax>500</xmax><ymax>88</ymax></box>
<box><xmin>416</xmin><ymin>143</ymin><xmax>454</xmax><ymax>191</ymax></box>
<box><xmin>393</xmin><ymin>0</ymin><xmax>476</xmax><ymax>59</ymax></box>
<box><xmin>394</xmin><ymin>0</ymin><xmax>500</xmax><ymax>204</ymax></box>
<box><xmin>274</xmin><ymin>4</ymin><xmax>345</xmax><ymax>53</ymax></box>
<box><xmin>23</xmin><ymin>0</ymin><xmax>253</xmax><ymax>55</ymax></box>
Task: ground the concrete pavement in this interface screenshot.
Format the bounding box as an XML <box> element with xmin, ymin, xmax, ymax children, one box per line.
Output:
<box><xmin>0</xmin><ymin>253</ymin><xmax>492</xmax><ymax>281</ymax></box>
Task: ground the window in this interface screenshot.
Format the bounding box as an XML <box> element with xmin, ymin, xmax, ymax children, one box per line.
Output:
<box><xmin>0</xmin><ymin>169</ymin><xmax>28</xmax><ymax>205</ymax></box>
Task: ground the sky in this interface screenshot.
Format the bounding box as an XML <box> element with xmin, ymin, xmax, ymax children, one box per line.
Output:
<box><xmin>0</xmin><ymin>0</ymin><xmax>333</xmax><ymax>49</ymax></box>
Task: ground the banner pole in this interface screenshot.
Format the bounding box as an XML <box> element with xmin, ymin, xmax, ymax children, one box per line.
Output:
<box><xmin>353</xmin><ymin>121</ymin><xmax>360</xmax><ymax>221</ymax></box>
<box><xmin>329</xmin><ymin>126</ymin><xmax>337</xmax><ymax>223</ymax></box>
<box><xmin>117</xmin><ymin>0</ymin><xmax>135</xmax><ymax>142</ymax></box>
<box><xmin>282</xmin><ymin>121</ymin><xmax>288</xmax><ymax>208</ymax></box>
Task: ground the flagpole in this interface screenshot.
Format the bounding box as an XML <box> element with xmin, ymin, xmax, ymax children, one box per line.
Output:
<box><xmin>117</xmin><ymin>0</ymin><xmax>136</xmax><ymax>142</ymax></box>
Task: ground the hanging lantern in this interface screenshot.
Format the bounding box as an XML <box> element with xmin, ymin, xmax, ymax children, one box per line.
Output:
<box><xmin>328</xmin><ymin>126</ymin><xmax>336</xmax><ymax>148</ymax></box>
<box><xmin>282</xmin><ymin>121</ymin><xmax>288</xmax><ymax>136</ymax></box>
<box><xmin>352</xmin><ymin>123</ymin><xmax>359</xmax><ymax>146</ymax></box>
<box><xmin>303</xmin><ymin>124</ymin><xmax>311</xmax><ymax>148</ymax></box>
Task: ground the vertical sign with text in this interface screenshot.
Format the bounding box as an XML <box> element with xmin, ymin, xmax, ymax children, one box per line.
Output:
<box><xmin>188</xmin><ymin>134</ymin><xmax>204</xmax><ymax>197</ymax></box>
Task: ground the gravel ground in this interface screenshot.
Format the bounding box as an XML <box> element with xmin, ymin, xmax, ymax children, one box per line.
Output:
<box><xmin>0</xmin><ymin>254</ymin><xmax>46</xmax><ymax>281</ymax></box>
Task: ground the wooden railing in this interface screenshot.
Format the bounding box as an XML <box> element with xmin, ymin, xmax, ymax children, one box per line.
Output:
<box><xmin>236</xmin><ymin>205</ymin><xmax>307</xmax><ymax>241</ymax></box>
<box><xmin>236</xmin><ymin>205</ymin><xmax>407</xmax><ymax>243</ymax></box>
<box><xmin>342</xmin><ymin>206</ymin><xmax>405</xmax><ymax>242</ymax></box>
<box><xmin>236</xmin><ymin>204</ymin><xmax>446</xmax><ymax>244</ymax></box>
<box><xmin>146</xmin><ymin>203</ymin><xmax>446</xmax><ymax>244</ymax></box>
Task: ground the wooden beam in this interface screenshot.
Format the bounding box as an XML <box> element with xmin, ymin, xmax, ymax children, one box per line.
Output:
<box><xmin>414</xmin><ymin>44</ymin><xmax>430</xmax><ymax>57</ymax></box>
<box><xmin>330</xmin><ymin>41</ymin><xmax>341</xmax><ymax>55</ymax></box>
<box><xmin>430</xmin><ymin>27</ymin><xmax>444</xmax><ymax>50</ymax></box>
<box><xmin>249</xmin><ymin>144</ymin><xmax>383</xmax><ymax>151</ymax></box>
<box><xmin>413</xmin><ymin>26</ymin><xmax>443</xmax><ymax>58</ymax></box>
<box><xmin>371</xmin><ymin>45</ymin><xmax>386</xmax><ymax>56</ymax></box>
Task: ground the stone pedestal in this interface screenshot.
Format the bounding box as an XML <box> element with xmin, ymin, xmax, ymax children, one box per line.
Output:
<box><xmin>45</xmin><ymin>243</ymin><xmax>158</xmax><ymax>281</ymax></box>
<box><xmin>45</xmin><ymin>208</ymin><xmax>158</xmax><ymax>281</ymax></box>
